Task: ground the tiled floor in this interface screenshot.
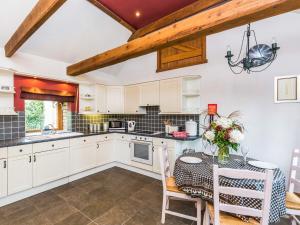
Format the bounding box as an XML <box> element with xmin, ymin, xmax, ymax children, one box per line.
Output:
<box><xmin>0</xmin><ymin>167</ymin><xmax>290</xmax><ymax>225</ymax></box>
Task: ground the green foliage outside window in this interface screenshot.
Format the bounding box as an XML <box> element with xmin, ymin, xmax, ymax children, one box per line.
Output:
<box><xmin>25</xmin><ymin>100</ymin><xmax>44</xmax><ymax>131</ymax></box>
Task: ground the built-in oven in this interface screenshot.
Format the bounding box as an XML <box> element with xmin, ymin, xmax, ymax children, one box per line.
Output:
<box><xmin>130</xmin><ymin>136</ymin><xmax>153</xmax><ymax>166</ymax></box>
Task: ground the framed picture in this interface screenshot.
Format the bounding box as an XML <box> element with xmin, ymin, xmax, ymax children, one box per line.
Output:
<box><xmin>274</xmin><ymin>75</ymin><xmax>300</xmax><ymax>103</ymax></box>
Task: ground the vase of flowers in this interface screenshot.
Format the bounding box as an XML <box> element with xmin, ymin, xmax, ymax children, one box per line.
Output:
<box><xmin>202</xmin><ymin>111</ymin><xmax>245</xmax><ymax>164</ymax></box>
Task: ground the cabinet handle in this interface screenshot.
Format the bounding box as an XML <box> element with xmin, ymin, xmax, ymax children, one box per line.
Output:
<box><xmin>97</xmin><ymin>144</ymin><xmax>100</xmax><ymax>149</ymax></box>
<box><xmin>3</xmin><ymin>160</ymin><xmax>6</xmax><ymax>168</ymax></box>
<box><xmin>152</xmin><ymin>146</ymin><xmax>155</xmax><ymax>152</ymax></box>
<box><xmin>29</xmin><ymin>156</ymin><xmax>32</xmax><ymax>163</ymax></box>
<box><xmin>52</xmin><ymin>144</ymin><xmax>54</xmax><ymax>147</ymax></box>
<box><xmin>129</xmin><ymin>143</ymin><xmax>131</xmax><ymax>148</ymax></box>
<box><xmin>34</xmin><ymin>155</ymin><xmax>36</xmax><ymax>162</ymax></box>
<box><xmin>84</xmin><ymin>140</ymin><xmax>86</xmax><ymax>142</ymax></box>
<box><xmin>19</xmin><ymin>149</ymin><xmax>23</xmax><ymax>152</ymax></box>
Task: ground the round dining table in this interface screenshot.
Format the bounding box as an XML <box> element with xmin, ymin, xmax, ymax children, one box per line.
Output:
<box><xmin>174</xmin><ymin>152</ymin><xmax>286</xmax><ymax>224</ymax></box>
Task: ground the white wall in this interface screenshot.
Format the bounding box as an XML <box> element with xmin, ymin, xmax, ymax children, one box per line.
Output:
<box><xmin>96</xmin><ymin>13</ymin><xmax>300</xmax><ymax>175</ymax></box>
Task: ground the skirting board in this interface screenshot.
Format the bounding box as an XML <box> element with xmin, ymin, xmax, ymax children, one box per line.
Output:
<box><xmin>0</xmin><ymin>162</ymin><xmax>161</xmax><ymax>207</ymax></box>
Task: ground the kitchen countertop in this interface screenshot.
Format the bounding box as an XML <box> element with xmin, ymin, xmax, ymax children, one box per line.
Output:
<box><xmin>0</xmin><ymin>131</ymin><xmax>201</xmax><ymax>148</ymax></box>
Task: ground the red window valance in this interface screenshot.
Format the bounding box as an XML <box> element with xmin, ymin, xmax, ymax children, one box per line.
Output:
<box><xmin>14</xmin><ymin>75</ymin><xmax>79</xmax><ymax>112</ymax></box>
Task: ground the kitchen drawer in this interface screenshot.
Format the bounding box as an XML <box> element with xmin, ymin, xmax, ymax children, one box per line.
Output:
<box><xmin>95</xmin><ymin>134</ymin><xmax>112</xmax><ymax>142</ymax></box>
<box><xmin>70</xmin><ymin>136</ymin><xmax>98</xmax><ymax>146</ymax></box>
<box><xmin>115</xmin><ymin>134</ymin><xmax>131</xmax><ymax>141</ymax></box>
<box><xmin>0</xmin><ymin>147</ymin><xmax>7</xmax><ymax>159</ymax></box>
<box><xmin>33</xmin><ymin>139</ymin><xmax>69</xmax><ymax>153</ymax></box>
<box><xmin>153</xmin><ymin>138</ymin><xmax>176</xmax><ymax>148</ymax></box>
<box><xmin>8</xmin><ymin>144</ymin><xmax>32</xmax><ymax>157</ymax></box>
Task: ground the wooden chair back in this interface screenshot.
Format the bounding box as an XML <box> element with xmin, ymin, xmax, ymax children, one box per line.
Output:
<box><xmin>159</xmin><ymin>145</ymin><xmax>171</xmax><ymax>192</ymax></box>
<box><xmin>289</xmin><ymin>149</ymin><xmax>300</xmax><ymax>193</ymax></box>
<box><xmin>213</xmin><ymin>165</ymin><xmax>273</xmax><ymax>225</ymax></box>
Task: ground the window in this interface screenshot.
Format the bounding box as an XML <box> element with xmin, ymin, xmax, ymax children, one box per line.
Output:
<box><xmin>25</xmin><ymin>100</ymin><xmax>64</xmax><ymax>132</ymax></box>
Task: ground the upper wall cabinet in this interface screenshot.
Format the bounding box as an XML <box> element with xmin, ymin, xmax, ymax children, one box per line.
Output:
<box><xmin>106</xmin><ymin>86</ymin><xmax>124</xmax><ymax>114</ymax></box>
<box><xmin>95</xmin><ymin>85</ymin><xmax>107</xmax><ymax>113</ymax></box>
<box><xmin>124</xmin><ymin>85</ymin><xmax>146</xmax><ymax>114</ymax></box>
<box><xmin>159</xmin><ymin>76</ymin><xmax>201</xmax><ymax>114</ymax></box>
<box><xmin>139</xmin><ymin>81</ymin><xmax>160</xmax><ymax>106</ymax></box>
<box><xmin>79</xmin><ymin>84</ymin><xmax>96</xmax><ymax>114</ymax></box>
<box><xmin>0</xmin><ymin>69</ymin><xmax>17</xmax><ymax>115</ymax></box>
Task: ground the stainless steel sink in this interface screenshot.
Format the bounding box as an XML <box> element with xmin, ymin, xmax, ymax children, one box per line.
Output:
<box><xmin>26</xmin><ymin>132</ymin><xmax>84</xmax><ymax>141</ymax></box>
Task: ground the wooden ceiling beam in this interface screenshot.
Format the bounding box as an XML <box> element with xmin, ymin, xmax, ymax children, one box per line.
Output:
<box><xmin>128</xmin><ymin>0</ymin><xmax>226</xmax><ymax>41</ymax></box>
<box><xmin>5</xmin><ymin>0</ymin><xmax>66</xmax><ymax>57</ymax></box>
<box><xmin>67</xmin><ymin>0</ymin><xmax>300</xmax><ymax>76</ymax></box>
<box><xmin>87</xmin><ymin>0</ymin><xmax>136</xmax><ymax>32</ymax></box>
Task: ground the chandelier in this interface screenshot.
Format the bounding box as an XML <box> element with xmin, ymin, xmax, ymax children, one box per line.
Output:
<box><xmin>225</xmin><ymin>24</ymin><xmax>280</xmax><ymax>74</ymax></box>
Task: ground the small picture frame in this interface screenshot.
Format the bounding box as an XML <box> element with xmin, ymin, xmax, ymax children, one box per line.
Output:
<box><xmin>274</xmin><ymin>75</ymin><xmax>299</xmax><ymax>103</ymax></box>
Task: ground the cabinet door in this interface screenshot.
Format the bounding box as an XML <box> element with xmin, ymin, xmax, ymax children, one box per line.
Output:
<box><xmin>153</xmin><ymin>146</ymin><xmax>175</xmax><ymax>175</ymax></box>
<box><xmin>124</xmin><ymin>85</ymin><xmax>140</xmax><ymax>114</ymax></box>
<box><xmin>159</xmin><ymin>78</ymin><xmax>182</xmax><ymax>113</ymax></box>
<box><xmin>95</xmin><ymin>85</ymin><xmax>107</xmax><ymax>113</ymax></box>
<box><xmin>69</xmin><ymin>144</ymin><xmax>97</xmax><ymax>175</ymax></box>
<box><xmin>115</xmin><ymin>140</ymin><xmax>131</xmax><ymax>165</ymax></box>
<box><xmin>96</xmin><ymin>141</ymin><xmax>114</xmax><ymax>166</ymax></box>
<box><xmin>106</xmin><ymin>86</ymin><xmax>124</xmax><ymax>113</ymax></box>
<box><xmin>33</xmin><ymin>148</ymin><xmax>69</xmax><ymax>187</ymax></box>
<box><xmin>140</xmin><ymin>81</ymin><xmax>160</xmax><ymax>106</ymax></box>
<box><xmin>0</xmin><ymin>159</ymin><xmax>7</xmax><ymax>198</ymax></box>
<box><xmin>8</xmin><ymin>155</ymin><xmax>32</xmax><ymax>195</ymax></box>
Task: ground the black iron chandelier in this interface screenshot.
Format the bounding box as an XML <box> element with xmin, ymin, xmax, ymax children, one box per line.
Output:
<box><xmin>225</xmin><ymin>24</ymin><xmax>280</xmax><ymax>74</ymax></box>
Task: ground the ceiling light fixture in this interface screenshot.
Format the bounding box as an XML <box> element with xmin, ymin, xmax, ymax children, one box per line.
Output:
<box><xmin>135</xmin><ymin>11</ymin><xmax>141</xmax><ymax>17</ymax></box>
<box><xmin>225</xmin><ymin>24</ymin><xmax>280</xmax><ymax>74</ymax></box>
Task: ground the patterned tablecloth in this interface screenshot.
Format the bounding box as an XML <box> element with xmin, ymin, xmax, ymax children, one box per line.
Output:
<box><xmin>174</xmin><ymin>153</ymin><xmax>286</xmax><ymax>223</ymax></box>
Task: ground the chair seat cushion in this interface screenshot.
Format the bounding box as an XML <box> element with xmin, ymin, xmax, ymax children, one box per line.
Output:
<box><xmin>286</xmin><ymin>192</ymin><xmax>300</xmax><ymax>210</ymax></box>
<box><xmin>207</xmin><ymin>203</ymin><xmax>260</xmax><ymax>225</ymax></box>
<box><xmin>166</xmin><ymin>176</ymin><xmax>183</xmax><ymax>193</ymax></box>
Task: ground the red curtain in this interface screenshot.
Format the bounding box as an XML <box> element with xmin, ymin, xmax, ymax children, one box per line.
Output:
<box><xmin>14</xmin><ymin>75</ymin><xmax>79</xmax><ymax>112</ymax></box>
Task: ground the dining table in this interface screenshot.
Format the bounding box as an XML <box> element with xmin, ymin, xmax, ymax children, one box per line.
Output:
<box><xmin>173</xmin><ymin>152</ymin><xmax>286</xmax><ymax>224</ymax></box>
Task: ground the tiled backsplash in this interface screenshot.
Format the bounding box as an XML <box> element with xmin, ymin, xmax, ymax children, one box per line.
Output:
<box><xmin>72</xmin><ymin>106</ymin><xmax>200</xmax><ymax>133</ymax></box>
<box><xmin>0</xmin><ymin>107</ymin><xmax>199</xmax><ymax>140</ymax></box>
<box><xmin>0</xmin><ymin>112</ymin><xmax>25</xmax><ymax>141</ymax></box>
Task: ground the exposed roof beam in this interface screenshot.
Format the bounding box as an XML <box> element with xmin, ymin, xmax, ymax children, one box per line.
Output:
<box><xmin>87</xmin><ymin>0</ymin><xmax>136</xmax><ymax>32</ymax></box>
<box><xmin>128</xmin><ymin>0</ymin><xmax>226</xmax><ymax>41</ymax></box>
<box><xmin>67</xmin><ymin>0</ymin><xmax>300</xmax><ymax>76</ymax></box>
<box><xmin>5</xmin><ymin>0</ymin><xmax>66</xmax><ymax>57</ymax></box>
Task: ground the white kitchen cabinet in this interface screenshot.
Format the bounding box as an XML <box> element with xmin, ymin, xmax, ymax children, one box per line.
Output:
<box><xmin>140</xmin><ymin>81</ymin><xmax>160</xmax><ymax>106</ymax></box>
<box><xmin>0</xmin><ymin>69</ymin><xmax>16</xmax><ymax>115</ymax></box>
<box><xmin>96</xmin><ymin>140</ymin><xmax>115</xmax><ymax>166</ymax></box>
<box><xmin>0</xmin><ymin>159</ymin><xmax>7</xmax><ymax>198</ymax></box>
<box><xmin>8</xmin><ymin>154</ymin><xmax>33</xmax><ymax>195</ymax></box>
<box><xmin>33</xmin><ymin>148</ymin><xmax>69</xmax><ymax>187</ymax></box>
<box><xmin>79</xmin><ymin>84</ymin><xmax>96</xmax><ymax>114</ymax></box>
<box><xmin>124</xmin><ymin>85</ymin><xmax>144</xmax><ymax>114</ymax></box>
<box><xmin>69</xmin><ymin>144</ymin><xmax>97</xmax><ymax>175</ymax></box>
<box><xmin>159</xmin><ymin>78</ymin><xmax>182</xmax><ymax>113</ymax></box>
<box><xmin>95</xmin><ymin>85</ymin><xmax>107</xmax><ymax>113</ymax></box>
<box><xmin>106</xmin><ymin>86</ymin><xmax>124</xmax><ymax>114</ymax></box>
<box><xmin>152</xmin><ymin>141</ymin><xmax>175</xmax><ymax>175</ymax></box>
<box><xmin>115</xmin><ymin>140</ymin><xmax>131</xmax><ymax>165</ymax></box>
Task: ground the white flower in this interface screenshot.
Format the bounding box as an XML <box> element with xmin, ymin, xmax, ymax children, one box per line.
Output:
<box><xmin>215</xmin><ymin>117</ymin><xmax>233</xmax><ymax>129</ymax></box>
<box><xmin>229</xmin><ymin>129</ymin><xmax>244</xmax><ymax>143</ymax></box>
<box><xmin>204</xmin><ymin>130</ymin><xmax>215</xmax><ymax>141</ymax></box>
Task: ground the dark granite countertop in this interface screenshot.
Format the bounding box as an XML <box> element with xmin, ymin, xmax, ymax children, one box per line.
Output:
<box><xmin>0</xmin><ymin>131</ymin><xmax>201</xmax><ymax>148</ymax></box>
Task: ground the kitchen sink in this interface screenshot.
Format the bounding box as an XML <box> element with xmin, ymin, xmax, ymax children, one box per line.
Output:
<box><xmin>26</xmin><ymin>132</ymin><xmax>84</xmax><ymax>141</ymax></box>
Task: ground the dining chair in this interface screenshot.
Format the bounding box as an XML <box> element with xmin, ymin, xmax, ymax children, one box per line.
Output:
<box><xmin>286</xmin><ymin>149</ymin><xmax>300</xmax><ymax>225</ymax></box>
<box><xmin>203</xmin><ymin>165</ymin><xmax>273</xmax><ymax>225</ymax></box>
<box><xmin>159</xmin><ymin>146</ymin><xmax>202</xmax><ymax>225</ymax></box>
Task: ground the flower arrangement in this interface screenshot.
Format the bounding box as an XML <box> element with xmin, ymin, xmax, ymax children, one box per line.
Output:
<box><xmin>202</xmin><ymin>111</ymin><xmax>245</xmax><ymax>164</ymax></box>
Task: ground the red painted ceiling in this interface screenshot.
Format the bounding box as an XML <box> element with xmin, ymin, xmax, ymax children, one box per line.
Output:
<box><xmin>97</xmin><ymin>0</ymin><xmax>198</xmax><ymax>29</ymax></box>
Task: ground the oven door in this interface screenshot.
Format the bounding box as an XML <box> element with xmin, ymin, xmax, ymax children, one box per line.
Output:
<box><xmin>130</xmin><ymin>141</ymin><xmax>153</xmax><ymax>166</ymax></box>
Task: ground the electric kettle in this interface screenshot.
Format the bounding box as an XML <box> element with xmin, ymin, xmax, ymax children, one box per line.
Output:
<box><xmin>127</xmin><ymin>121</ymin><xmax>136</xmax><ymax>132</ymax></box>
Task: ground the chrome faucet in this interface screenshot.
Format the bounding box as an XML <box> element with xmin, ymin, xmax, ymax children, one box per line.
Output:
<box><xmin>42</xmin><ymin>124</ymin><xmax>56</xmax><ymax>135</ymax></box>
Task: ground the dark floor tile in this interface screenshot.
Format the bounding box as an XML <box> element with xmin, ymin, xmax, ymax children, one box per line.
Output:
<box><xmin>54</xmin><ymin>212</ymin><xmax>91</xmax><ymax>225</ymax></box>
<box><xmin>81</xmin><ymin>199</ymin><xmax>114</xmax><ymax>220</ymax></box>
<box><xmin>94</xmin><ymin>206</ymin><xmax>131</xmax><ymax>225</ymax></box>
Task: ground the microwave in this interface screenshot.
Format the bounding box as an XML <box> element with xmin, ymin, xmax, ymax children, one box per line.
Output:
<box><xmin>108</xmin><ymin>120</ymin><xmax>126</xmax><ymax>131</ymax></box>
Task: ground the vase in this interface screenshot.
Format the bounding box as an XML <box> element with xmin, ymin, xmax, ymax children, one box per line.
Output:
<box><xmin>218</xmin><ymin>146</ymin><xmax>230</xmax><ymax>164</ymax></box>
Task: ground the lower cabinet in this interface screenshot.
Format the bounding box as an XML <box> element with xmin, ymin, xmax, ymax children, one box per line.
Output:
<box><xmin>70</xmin><ymin>144</ymin><xmax>97</xmax><ymax>175</ymax></box>
<box><xmin>96</xmin><ymin>140</ymin><xmax>114</xmax><ymax>166</ymax></box>
<box><xmin>33</xmin><ymin>148</ymin><xmax>69</xmax><ymax>187</ymax></box>
<box><xmin>0</xmin><ymin>159</ymin><xmax>7</xmax><ymax>198</ymax></box>
<box><xmin>8</xmin><ymin>154</ymin><xmax>32</xmax><ymax>195</ymax></box>
<box><xmin>116</xmin><ymin>140</ymin><xmax>131</xmax><ymax>165</ymax></box>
